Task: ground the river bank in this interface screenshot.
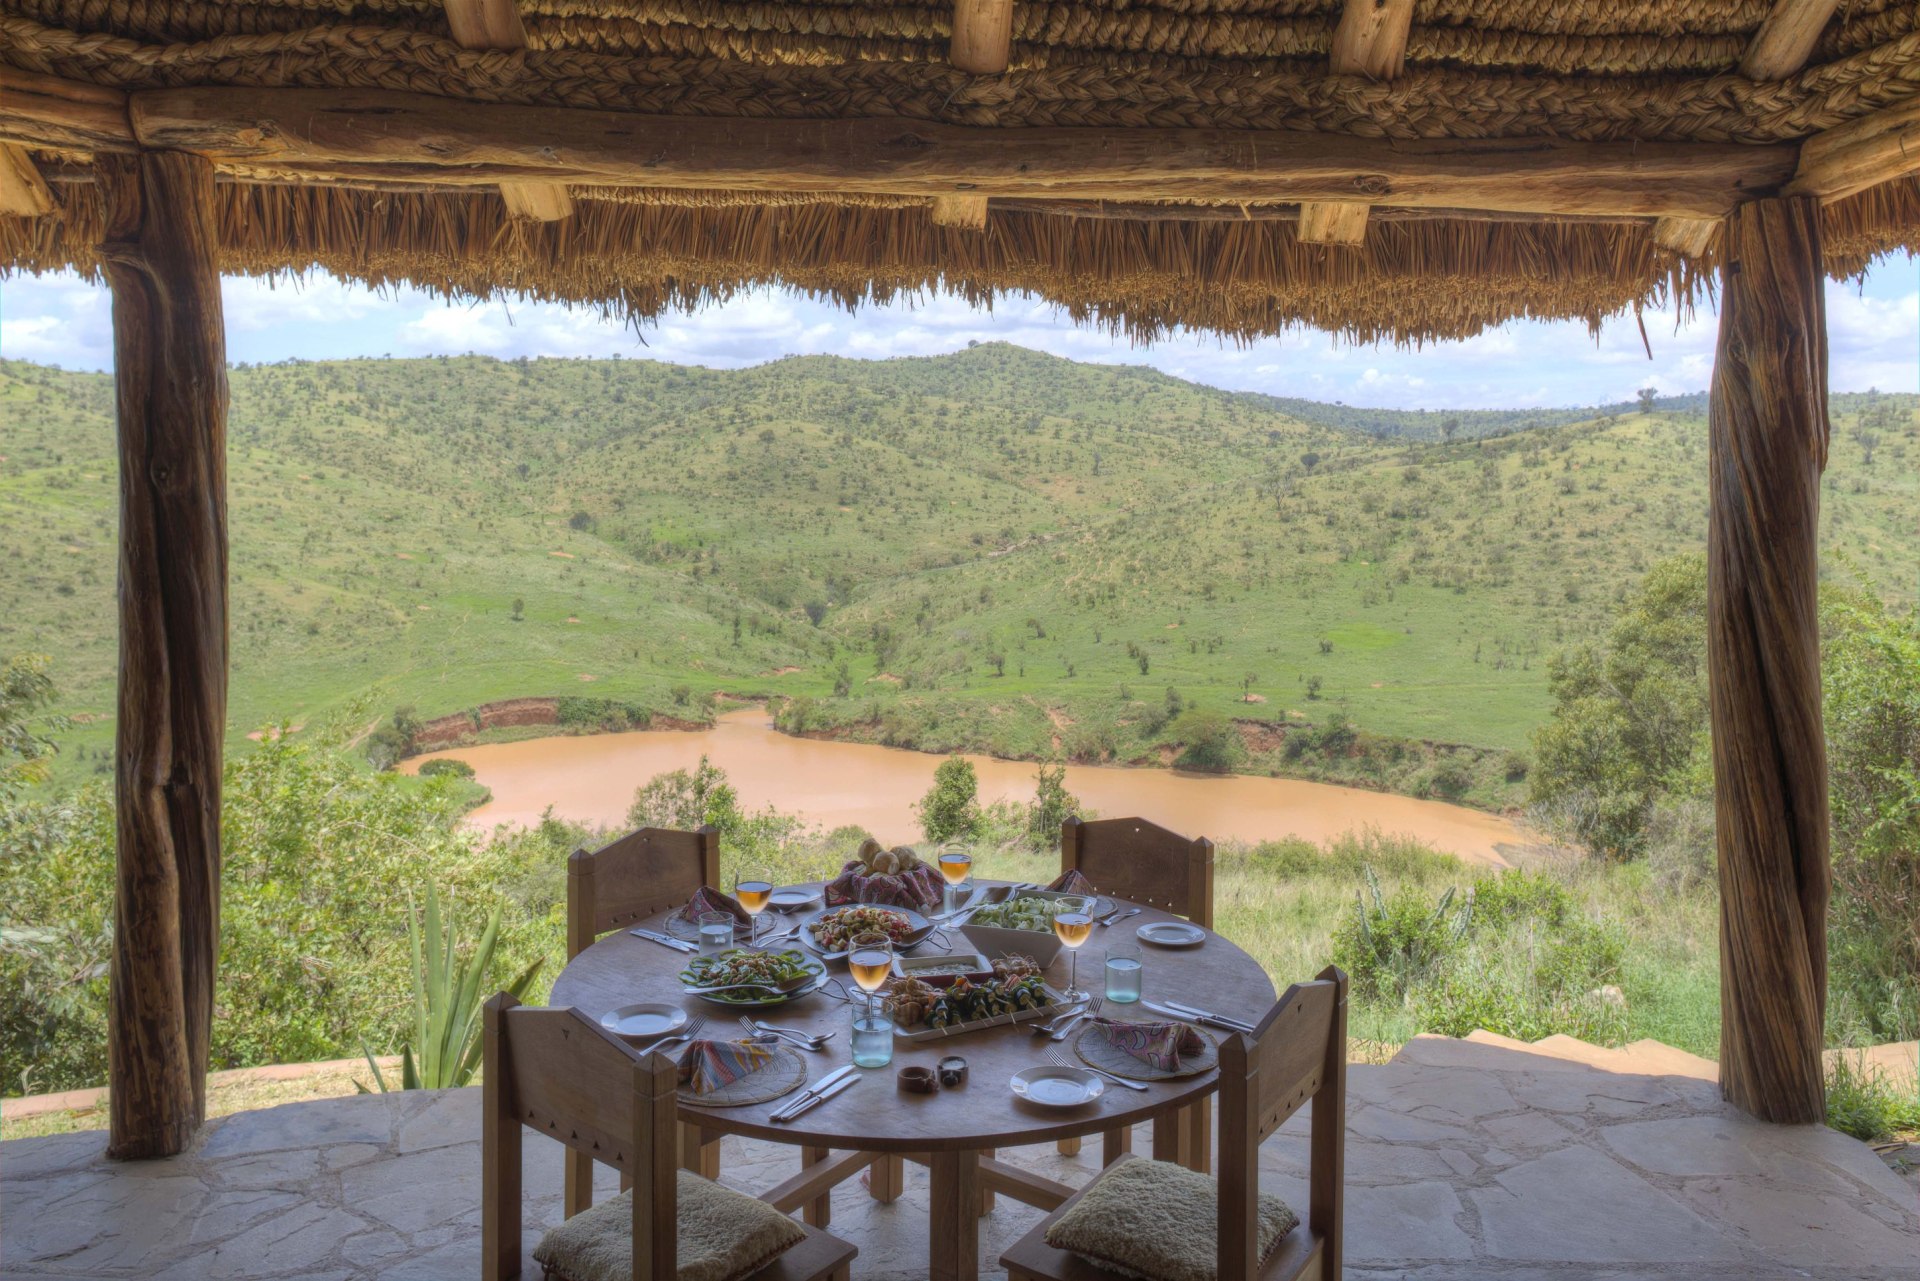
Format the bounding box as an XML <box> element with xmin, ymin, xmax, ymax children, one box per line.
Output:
<box><xmin>406</xmin><ymin>707</ymin><xmax>1539</xmax><ymax>867</ymax></box>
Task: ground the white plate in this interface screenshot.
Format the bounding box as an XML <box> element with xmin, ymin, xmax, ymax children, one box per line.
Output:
<box><xmin>599</xmin><ymin>1003</ymin><xmax>688</xmax><ymax>1042</ymax></box>
<box><xmin>1010</xmin><ymin>1064</ymin><xmax>1106</xmax><ymax>1108</ymax></box>
<box><xmin>769</xmin><ymin>888</ymin><xmax>819</xmax><ymax>912</ymax></box>
<box><xmin>1136</xmin><ymin>921</ymin><xmax>1207</xmax><ymax>948</ymax></box>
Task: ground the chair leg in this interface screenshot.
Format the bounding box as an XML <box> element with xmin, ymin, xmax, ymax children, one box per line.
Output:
<box><xmin>1185</xmin><ymin>1097</ymin><xmax>1212</xmax><ymax>1174</ymax></box>
<box><xmin>1100</xmin><ymin>1125</ymin><xmax>1132</xmax><ymax>1166</ymax></box>
<box><xmin>867</xmin><ymin>1152</ymin><xmax>904</xmax><ymax>1204</ymax></box>
<box><xmin>1056</xmin><ymin>1136</ymin><xmax>1082</xmax><ymax>1157</ymax></box>
<box><xmin>681</xmin><ymin>1121</ymin><xmax>721</xmax><ymax>1179</ymax></box>
<box><xmin>801</xmin><ymin>1146</ymin><xmax>833</xmax><ymax>1227</ymax></box>
<box><xmin>979</xmin><ymin>1147</ymin><xmax>995</xmax><ymax>1216</ymax></box>
<box><xmin>564</xmin><ymin>1149</ymin><xmax>593</xmax><ymax>1218</ymax></box>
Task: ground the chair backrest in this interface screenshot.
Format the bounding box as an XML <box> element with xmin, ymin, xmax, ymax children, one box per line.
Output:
<box><xmin>1214</xmin><ymin>965</ymin><xmax>1348</xmax><ymax>1281</ymax></box>
<box><xmin>482</xmin><ymin>994</ymin><xmax>681</xmax><ymax>1280</ymax></box>
<box><xmin>568</xmin><ymin>825</ymin><xmax>721</xmax><ymax>958</ymax></box>
<box><xmin>1059</xmin><ymin>815</ymin><xmax>1215</xmax><ymax>928</ymax></box>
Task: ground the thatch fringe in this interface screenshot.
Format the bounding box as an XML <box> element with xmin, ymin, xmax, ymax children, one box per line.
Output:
<box><xmin>9</xmin><ymin>9</ymin><xmax>1920</xmax><ymax>144</ymax></box>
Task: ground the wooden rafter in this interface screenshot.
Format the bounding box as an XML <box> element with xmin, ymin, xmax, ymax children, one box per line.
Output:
<box><xmin>1788</xmin><ymin>93</ymin><xmax>1920</xmax><ymax>203</ymax></box>
<box><xmin>951</xmin><ymin>0</ymin><xmax>1014</xmax><ymax>75</ymax></box>
<box><xmin>96</xmin><ymin>84</ymin><xmax>1795</xmax><ymax>220</ymax></box>
<box><xmin>1740</xmin><ymin>0</ymin><xmax>1842</xmax><ymax>81</ymax></box>
<box><xmin>1301</xmin><ymin>0</ymin><xmax>1415</xmax><ymax>247</ymax></box>
<box><xmin>0</xmin><ymin>143</ymin><xmax>54</xmax><ymax>216</ymax></box>
<box><xmin>1653</xmin><ymin>216</ymin><xmax>1719</xmax><ymax>259</ymax></box>
<box><xmin>440</xmin><ymin>0</ymin><xmax>572</xmax><ymax>221</ymax></box>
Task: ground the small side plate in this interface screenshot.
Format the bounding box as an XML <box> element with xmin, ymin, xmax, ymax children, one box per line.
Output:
<box><xmin>599</xmin><ymin>1003</ymin><xmax>688</xmax><ymax>1043</ymax></box>
<box><xmin>1010</xmin><ymin>1064</ymin><xmax>1106</xmax><ymax>1108</ymax></box>
<box><xmin>1136</xmin><ymin>920</ymin><xmax>1207</xmax><ymax>948</ymax></box>
<box><xmin>769</xmin><ymin>888</ymin><xmax>819</xmax><ymax>912</ymax></box>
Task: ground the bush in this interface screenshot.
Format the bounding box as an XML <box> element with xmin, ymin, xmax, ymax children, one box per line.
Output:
<box><xmin>418</xmin><ymin>758</ymin><xmax>475</xmax><ymax>780</ymax></box>
<box><xmin>1025</xmin><ymin>763</ymin><xmax>1083</xmax><ymax>852</ymax></box>
<box><xmin>917</xmin><ymin>756</ymin><xmax>983</xmax><ymax>843</ymax></box>
<box><xmin>1168</xmin><ymin>708</ymin><xmax>1237</xmax><ymax>772</ymax></box>
<box><xmin>1331</xmin><ymin>869</ymin><xmax>1472</xmax><ymax>1001</ymax></box>
<box><xmin>1824</xmin><ymin>1053</ymin><xmax>1920</xmax><ymax>1142</ymax></box>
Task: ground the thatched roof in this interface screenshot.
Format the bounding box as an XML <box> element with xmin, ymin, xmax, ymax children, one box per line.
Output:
<box><xmin>4</xmin><ymin>0</ymin><xmax>1919</xmax><ymax>342</ymax></box>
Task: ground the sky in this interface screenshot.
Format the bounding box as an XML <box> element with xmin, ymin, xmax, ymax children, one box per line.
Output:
<box><xmin>2</xmin><ymin>258</ymin><xmax>1915</xmax><ymax>410</ymax></box>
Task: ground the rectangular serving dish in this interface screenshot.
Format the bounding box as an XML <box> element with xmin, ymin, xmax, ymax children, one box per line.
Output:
<box><xmin>890</xmin><ymin>982</ymin><xmax>1076</xmax><ymax>1042</ymax></box>
<box><xmin>890</xmin><ymin>951</ymin><xmax>994</xmax><ymax>988</ymax></box>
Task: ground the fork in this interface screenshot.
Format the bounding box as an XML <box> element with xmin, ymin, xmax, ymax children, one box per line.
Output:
<box><xmin>1049</xmin><ymin>1047</ymin><xmax>1150</xmax><ymax>1092</ymax></box>
<box><xmin>1049</xmin><ymin>995</ymin><xmax>1103</xmax><ymax>1041</ymax></box>
<box><xmin>739</xmin><ymin>1014</ymin><xmax>825</xmax><ymax>1049</ymax></box>
<box><xmin>653</xmin><ymin>1014</ymin><xmax>707</xmax><ymax>1048</ymax></box>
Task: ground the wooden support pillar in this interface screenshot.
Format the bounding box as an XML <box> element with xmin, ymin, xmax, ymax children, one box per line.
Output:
<box><xmin>100</xmin><ymin>149</ymin><xmax>228</xmax><ymax>1161</ymax></box>
<box><xmin>1708</xmin><ymin>195</ymin><xmax>1831</xmax><ymax>1125</ymax></box>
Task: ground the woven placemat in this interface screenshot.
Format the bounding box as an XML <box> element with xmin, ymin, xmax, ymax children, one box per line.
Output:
<box><xmin>1074</xmin><ymin>1020</ymin><xmax>1218</xmax><ymax>1081</ymax></box>
<box><xmin>677</xmin><ymin>1045</ymin><xmax>807</xmax><ymax>1108</ymax></box>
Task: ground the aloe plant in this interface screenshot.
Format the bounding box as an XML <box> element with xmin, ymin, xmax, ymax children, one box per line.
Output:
<box><xmin>358</xmin><ymin>886</ymin><xmax>543</xmax><ymax>1092</ymax></box>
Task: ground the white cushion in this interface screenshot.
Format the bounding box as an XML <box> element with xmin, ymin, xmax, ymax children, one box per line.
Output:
<box><xmin>1042</xmin><ymin>1156</ymin><xmax>1300</xmax><ymax>1281</ymax></box>
<box><xmin>533</xmin><ymin>1170</ymin><xmax>807</xmax><ymax>1281</ymax></box>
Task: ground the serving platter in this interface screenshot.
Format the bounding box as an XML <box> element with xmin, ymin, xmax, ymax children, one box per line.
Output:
<box><xmin>797</xmin><ymin>903</ymin><xmax>937</xmax><ymax>960</ymax></box>
<box><xmin>891</xmin><ymin>982</ymin><xmax>1077</xmax><ymax>1043</ymax></box>
<box><xmin>677</xmin><ymin>950</ymin><xmax>832</xmax><ymax>1007</ymax></box>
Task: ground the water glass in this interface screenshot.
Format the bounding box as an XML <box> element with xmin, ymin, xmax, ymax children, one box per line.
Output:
<box><xmin>850</xmin><ymin>1004</ymin><xmax>894</xmax><ymax>1068</ymax></box>
<box><xmin>697</xmin><ymin>911</ymin><xmax>734</xmax><ymax>955</ymax></box>
<box><xmin>1104</xmin><ymin>943</ymin><xmax>1143</xmax><ymax>1003</ymax></box>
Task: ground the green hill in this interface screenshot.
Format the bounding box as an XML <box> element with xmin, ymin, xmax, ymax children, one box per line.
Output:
<box><xmin>2</xmin><ymin>346</ymin><xmax>1914</xmax><ymax>798</ymax></box>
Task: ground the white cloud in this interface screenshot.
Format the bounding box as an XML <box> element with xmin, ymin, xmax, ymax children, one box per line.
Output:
<box><xmin>6</xmin><ymin>261</ymin><xmax>1916</xmax><ymax>408</ymax></box>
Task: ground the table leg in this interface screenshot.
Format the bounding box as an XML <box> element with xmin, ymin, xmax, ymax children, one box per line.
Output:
<box><xmin>681</xmin><ymin>1121</ymin><xmax>720</xmax><ymax>1179</ymax></box>
<box><xmin>1101</xmin><ymin>1124</ymin><xmax>1132</xmax><ymax>1166</ymax></box>
<box><xmin>978</xmin><ymin>1147</ymin><xmax>995</xmax><ymax>1215</ymax></box>
<box><xmin>928</xmin><ymin>1149</ymin><xmax>982</xmax><ymax>1281</ymax></box>
<box><xmin>801</xmin><ymin>1146</ymin><xmax>833</xmax><ymax>1227</ymax></box>
<box><xmin>1151</xmin><ymin>1100</ymin><xmax>1211</xmax><ymax>1173</ymax></box>
<box><xmin>868</xmin><ymin>1152</ymin><xmax>904</xmax><ymax>1203</ymax></box>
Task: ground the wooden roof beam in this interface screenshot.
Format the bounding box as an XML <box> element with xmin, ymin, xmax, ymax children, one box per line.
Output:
<box><xmin>951</xmin><ymin>0</ymin><xmax>1014</xmax><ymax>75</ymax></box>
<box><xmin>1741</xmin><ymin>0</ymin><xmax>1842</xmax><ymax>81</ymax></box>
<box><xmin>1788</xmin><ymin>92</ymin><xmax>1920</xmax><ymax>203</ymax></box>
<box><xmin>100</xmin><ymin>85</ymin><xmax>1797</xmax><ymax>220</ymax></box>
<box><xmin>441</xmin><ymin>0</ymin><xmax>572</xmax><ymax>221</ymax></box>
<box><xmin>0</xmin><ymin>144</ymin><xmax>55</xmax><ymax>216</ymax></box>
<box><xmin>1301</xmin><ymin>0</ymin><xmax>1415</xmax><ymax>247</ymax></box>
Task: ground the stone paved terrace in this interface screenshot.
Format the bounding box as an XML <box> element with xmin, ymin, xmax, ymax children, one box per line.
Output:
<box><xmin>3</xmin><ymin>1037</ymin><xmax>1915</xmax><ymax>1281</ymax></box>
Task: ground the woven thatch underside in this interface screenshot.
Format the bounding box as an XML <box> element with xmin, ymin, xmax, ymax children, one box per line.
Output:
<box><xmin>6</xmin><ymin>178</ymin><xmax>1916</xmax><ymax>345</ymax></box>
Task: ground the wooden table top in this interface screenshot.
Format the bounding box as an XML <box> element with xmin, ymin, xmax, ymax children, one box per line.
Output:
<box><xmin>547</xmin><ymin>881</ymin><xmax>1277</xmax><ymax>1152</ymax></box>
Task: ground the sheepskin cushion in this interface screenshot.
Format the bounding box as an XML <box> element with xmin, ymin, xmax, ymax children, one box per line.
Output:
<box><xmin>532</xmin><ymin>1170</ymin><xmax>806</xmax><ymax>1281</ymax></box>
<box><xmin>1042</xmin><ymin>1156</ymin><xmax>1300</xmax><ymax>1281</ymax></box>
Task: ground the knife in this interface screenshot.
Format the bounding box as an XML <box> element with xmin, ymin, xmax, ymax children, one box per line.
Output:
<box><xmin>630</xmin><ymin>928</ymin><xmax>697</xmax><ymax>953</ymax></box>
<box><xmin>1143</xmin><ymin>1000</ymin><xmax>1254</xmax><ymax>1034</ymax></box>
<box><xmin>776</xmin><ymin>1072</ymin><xmax>861</xmax><ymax>1122</ymax></box>
<box><xmin>1160</xmin><ymin>1000</ymin><xmax>1255</xmax><ymax>1031</ymax></box>
<box><xmin>771</xmin><ymin>1064</ymin><xmax>859</xmax><ymax>1122</ymax></box>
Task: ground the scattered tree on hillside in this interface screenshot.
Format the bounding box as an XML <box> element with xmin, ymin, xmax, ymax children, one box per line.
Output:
<box><xmin>1636</xmin><ymin>387</ymin><xmax>1658</xmax><ymax>416</ymax></box>
<box><xmin>0</xmin><ymin>654</ymin><xmax>65</xmax><ymax>803</ymax></box>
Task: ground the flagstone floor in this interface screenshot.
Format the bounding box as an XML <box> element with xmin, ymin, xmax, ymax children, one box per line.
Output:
<box><xmin>3</xmin><ymin>1038</ymin><xmax>1915</xmax><ymax>1281</ymax></box>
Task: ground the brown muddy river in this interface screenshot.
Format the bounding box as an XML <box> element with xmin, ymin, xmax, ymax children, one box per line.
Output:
<box><xmin>407</xmin><ymin>709</ymin><xmax>1532</xmax><ymax>867</ymax></box>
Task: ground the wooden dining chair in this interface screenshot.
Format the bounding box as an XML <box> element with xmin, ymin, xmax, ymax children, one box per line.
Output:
<box><xmin>566</xmin><ymin>825</ymin><xmax>722</xmax><ymax>1213</ymax></box>
<box><xmin>1001</xmin><ymin>967</ymin><xmax>1348</xmax><ymax>1281</ymax></box>
<box><xmin>482</xmin><ymin>994</ymin><xmax>857</xmax><ymax>1281</ymax></box>
<box><xmin>1058</xmin><ymin>815</ymin><xmax>1216</xmax><ymax>1166</ymax></box>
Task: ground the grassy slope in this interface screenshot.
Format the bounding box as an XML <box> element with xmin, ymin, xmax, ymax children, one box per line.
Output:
<box><xmin>2</xmin><ymin>348</ymin><xmax>1914</xmax><ymax>790</ymax></box>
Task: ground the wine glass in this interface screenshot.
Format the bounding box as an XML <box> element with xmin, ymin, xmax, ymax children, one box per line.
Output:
<box><xmin>1052</xmin><ymin>894</ymin><xmax>1095</xmax><ymax>1002</ymax></box>
<box><xmin>734</xmin><ymin>873</ymin><xmax>774</xmax><ymax>948</ymax></box>
<box><xmin>937</xmin><ymin>845</ymin><xmax>973</xmax><ymax>915</ymax></box>
<box><xmin>847</xmin><ymin>929</ymin><xmax>895</xmax><ymax>1068</ymax></box>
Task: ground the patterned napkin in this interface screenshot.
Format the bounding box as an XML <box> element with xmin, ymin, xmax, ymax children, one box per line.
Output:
<box><xmin>677</xmin><ymin>1038</ymin><xmax>777</xmax><ymax>1095</ymax></box>
<box><xmin>1089</xmin><ymin>1017</ymin><xmax>1205</xmax><ymax>1072</ymax></box>
<box><xmin>1048</xmin><ymin>868</ymin><xmax>1098</xmax><ymax>896</ymax></box>
<box><xmin>673</xmin><ymin>885</ymin><xmax>749</xmax><ymax>926</ymax></box>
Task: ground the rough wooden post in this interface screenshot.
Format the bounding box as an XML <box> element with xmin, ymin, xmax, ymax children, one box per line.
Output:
<box><xmin>1708</xmin><ymin>195</ymin><xmax>1830</xmax><ymax>1125</ymax></box>
<box><xmin>100</xmin><ymin>150</ymin><xmax>229</xmax><ymax>1160</ymax></box>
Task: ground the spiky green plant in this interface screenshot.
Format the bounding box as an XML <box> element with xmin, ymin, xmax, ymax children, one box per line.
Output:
<box><xmin>357</xmin><ymin>886</ymin><xmax>542</xmax><ymax>1092</ymax></box>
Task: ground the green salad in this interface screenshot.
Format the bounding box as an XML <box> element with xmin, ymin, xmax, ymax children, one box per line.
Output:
<box><xmin>968</xmin><ymin>895</ymin><xmax>1072</xmax><ymax>932</ymax></box>
<box><xmin>678</xmin><ymin>948</ymin><xmax>819</xmax><ymax>1002</ymax></box>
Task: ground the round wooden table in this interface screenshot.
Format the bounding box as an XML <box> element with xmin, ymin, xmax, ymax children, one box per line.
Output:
<box><xmin>549</xmin><ymin>882</ymin><xmax>1277</xmax><ymax>1281</ymax></box>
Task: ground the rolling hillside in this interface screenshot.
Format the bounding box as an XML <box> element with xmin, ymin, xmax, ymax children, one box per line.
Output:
<box><xmin>2</xmin><ymin>347</ymin><xmax>1913</xmax><ymax>792</ymax></box>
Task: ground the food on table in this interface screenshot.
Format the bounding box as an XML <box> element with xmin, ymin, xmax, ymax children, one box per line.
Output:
<box><xmin>678</xmin><ymin>948</ymin><xmax>818</xmax><ymax>1000</ymax></box>
<box><xmin>886</xmin><ymin>976</ymin><xmax>941</xmax><ymax>1027</ymax></box>
<box><xmin>968</xmin><ymin>894</ymin><xmax>1075</xmax><ymax>933</ymax></box>
<box><xmin>992</xmin><ymin>955</ymin><xmax>1042</xmax><ymax>981</ymax></box>
<box><xmin>887</xmin><ymin>970</ymin><xmax>1053</xmax><ymax>1029</ymax></box>
<box><xmin>903</xmin><ymin>959</ymin><xmax>988</xmax><ymax>978</ymax></box>
<box><xmin>823</xmin><ymin>838</ymin><xmax>944</xmax><ymax>911</ymax></box>
<box><xmin>806</xmin><ymin>905</ymin><xmax>918</xmax><ymax>952</ymax></box>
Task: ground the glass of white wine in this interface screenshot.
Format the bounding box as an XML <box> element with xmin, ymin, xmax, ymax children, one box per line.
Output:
<box><xmin>937</xmin><ymin>845</ymin><xmax>973</xmax><ymax>915</ymax></box>
<box><xmin>847</xmin><ymin>930</ymin><xmax>895</xmax><ymax>1068</ymax></box>
<box><xmin>1052</xmin><ymin>894</ymin><xmax>1096</xmax><ymax>1002</ymax></box>
<box><xmin>734</xmin><ymin>874</ymin><xmax>774</xmax><ymax>948</ymax></box>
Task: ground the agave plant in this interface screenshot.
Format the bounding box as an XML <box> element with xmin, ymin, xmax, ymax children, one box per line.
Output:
<box><xmin>358</xmin><ymin>885</ymin><xmax>543</xmax><ymax>1092</ymax></box>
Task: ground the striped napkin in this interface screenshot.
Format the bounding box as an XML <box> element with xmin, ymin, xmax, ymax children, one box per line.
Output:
<box><xmin>673</xmin><ymin>885</ymin><xmax>749</xmax><ymax>927</ymax></box>
<box><xmin>1089</xmin><ymin>1017</ymin><xmax>1205</xmax><ymax>1072</ymax></box>
<box><xmin>1048</xmin><ymin>868</ymin><xmax>1098</xmax><ymax>896</ymax></box>
<box><xmin>677</xmin><ymin>1039</ymin><xmax>776</xmax><ymax>1095</ymax></box>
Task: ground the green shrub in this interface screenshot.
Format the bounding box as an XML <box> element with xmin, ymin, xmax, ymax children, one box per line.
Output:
<box><xmin>1825</xmin><ymin>1053</ymin><xmax>1920</xmax><ymax>1142</ymax></box>
<box><xmin>1331</xmin><ymin>868</ymin><xmax>1473</xmax><ymax>1001</ymax></box>
<box><xmin>917</xmin><ymin>756</ymin><xmax>983</xmax><ymax>843</ymax></box>
<box><xmin>417</xmin><ymin>758</ymin><xmax>475</xmax><ymax>780</ymax></box>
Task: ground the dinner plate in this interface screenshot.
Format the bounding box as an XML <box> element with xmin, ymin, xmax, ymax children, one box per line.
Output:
<box><xmin>678</xmin><ymin>953</ymin><xmax>832</xmax><ymax>1007</ymax></box>
<box><xmin>1010</xmin><ymin>1064</ymin><xmax>1107</xmax><ymax>1108</ymax></box>
<box><xmin>599</xmin><ymin>1003</ymin><xmax>688</xmax><ymax>1042</ymax></box>
<box><xmin>1136</xmin><ymin>920</ymin><xmax>1207</xmax><ymax>948</ymax></box>
<box><xmin>769</xmin><ymin>888</ymin><xmax>819</xmax><ymax>912</ymax></box>
<box><xmin>798</xmin><ymin>904</ymin><xmax>936</xmax><ymax>959</ymax></box>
